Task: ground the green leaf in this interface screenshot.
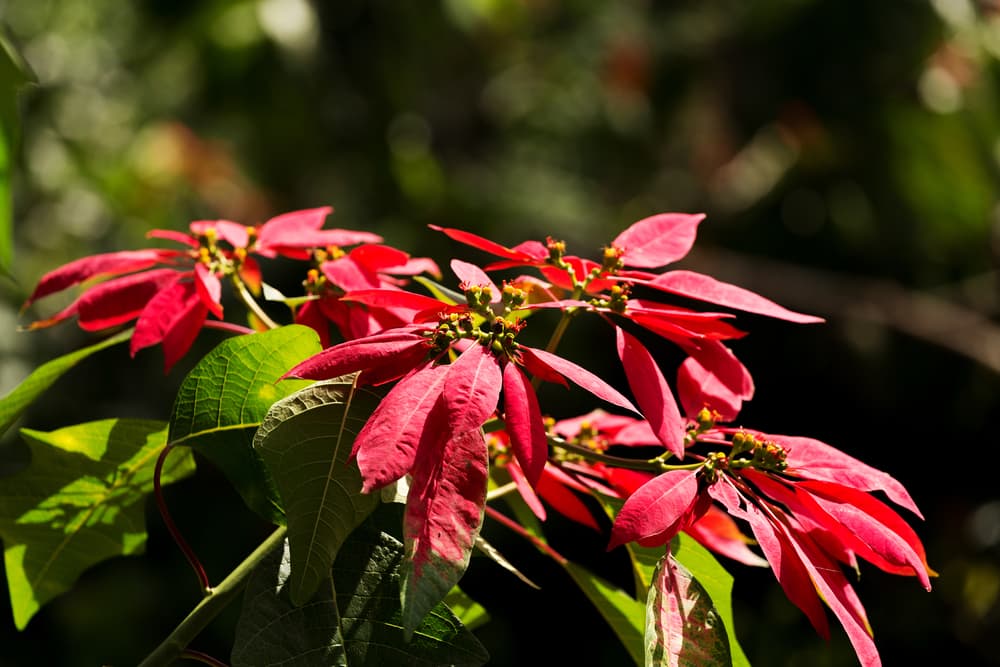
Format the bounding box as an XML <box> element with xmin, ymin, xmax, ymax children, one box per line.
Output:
<box><xmin>253</xmin><ymin>377</ymin><xmax>381</xmax><ymax>606</ymax></box>
<box><xmin>232</xmin><ymin>519</ymin><xmax>489</xmax><ymax>666</ymax></box>
<box><xmin>443</xmin><ymin>586</ymin><xmax>490</xmax><ymax>632</ymax></box>
<box><xmin>592</xmin><ymin>493</ymin><xmax>662</xmax><ymax>596</ymax></box>
<box><xmin>0</xmin><ymin>419</ymin><xmax>195</xmax><ymax>629</ymax></box>
<box><xmin>0</xmin><ymin>330</ymin><xmax>132</xmax><ymax>440</ymax></box>
<box><xmin>645</xmin><ymin>551</ymin><xmax>731</xmax><ymax>667</ymax></box>
<box><xmin>563</xmin><ymin>561</ymin><xmax>646</xmax><ymax>666</ymax></box>
<box><xmin>412</xmin><ymin>275</ymin><xmax>462</xmax><ymax>305</ymax></box>
<box><xmin>232</xmin><ymin>538</ymin><xmax>345</xmax><ymax>667</ymax></box>
<box><xmin>0</xmin><ymin>30</ymin><xmax>34</xmax><ymax>271</ymax></box>
<box><xmin>593</xmin><ymin>494</ymin><xmax>751</xmax><ymax>666</ymax></box>
<box><xmin>335</xmin><ymin>521</ymin><xmax>488</xmax><ymax>666</ymax></box>
<box><xmin>168</xmin><ymin>325</ymin><xmax>321</xmax><ymax>524</ymax></box>
<box><xmin>673</xmin><ymin>532</ymin><xmax>751</xmax><ymax>667</ymax></box>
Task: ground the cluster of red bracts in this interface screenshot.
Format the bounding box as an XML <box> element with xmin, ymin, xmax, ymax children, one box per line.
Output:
<box><xmin>21</xmin><ymin>207</ymin><xmax>435</xmax><ymax>370</ymax></box>
<box><xmin>22</xmin><ymin>208</ymin><xmax>929</xmax><ymax>667</ymax></box>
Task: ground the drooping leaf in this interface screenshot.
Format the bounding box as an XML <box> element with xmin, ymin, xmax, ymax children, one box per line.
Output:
<box><xmin>232</xmin><ymin>537</ymin><xmax>345</xmax><ymax>667</ymax></box>
<box><xmin>168</xmin><ymin>325</ymin><xmax>321</xmax><ymax>524</ymax></box>
<box><xmin>338</xmin><ymin>522</ymin><xmax>489</xmax><ymax>665</ymax></box>
<box><xmin>563</xmin><ymin>561</ymin><xmax>646</xmax><ymax>667</ymax></box>
<box><xmin>0</xmin><ymin>419</ymin><xmax>195</xmax><ymax>629</ymax></box>
<box><xmin>402</xmin><ymin>428</ymin><xmax>488</xmax><ymax>637</ymax></box>
<box><xmin>472</xmin><ymin>534</ymin><xmax>539</xmax><ymax>590</ymax></box>
<box><xmin>645</xmin><ymin>551</ymin><xmax>732</xmax><ymax>667</ymax></box>
<box><xmin>234</xmin><ymin>517</ymin><xmax>489</xmax><ymax>666</ymax></box>
<box><xmin>254</xmin><ymin>377</ymin><xmax>381</xmax><ymax>606</ymax></box>
<box><xmin>0</xmin><ymin>329</ymin><xmax>132</xmax><ymax>440</ymax></box>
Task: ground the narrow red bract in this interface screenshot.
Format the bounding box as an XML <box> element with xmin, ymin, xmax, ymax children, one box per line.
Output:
<box><xmin>501</xmin><ymin>362</ymin><xmax>548</xmax><ymax>487</ymax></box>
<box><xmin>616</xmin><ymin>328</ymin><xmax>686</xmax><ymax>457</ymax></box>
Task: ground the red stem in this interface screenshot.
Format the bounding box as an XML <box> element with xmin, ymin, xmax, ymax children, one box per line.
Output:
<box><xmin>484</xmin><ymin>505</ymin><xmax>568</xmax><ymax>566</ymax></box>
<box><xmin>202</xmin><ymin>320</ymin><xmax>256</xmax><ymax>336</ymax></box>
<box><xmin>179</xmin><ymin>649</ymin><xmax>229</xmax><ymax>666</ymax></box>
<box><xmin>154</xmin><ymin>444</ymin><xmax>212</xmax><ymax>593</ymax></box>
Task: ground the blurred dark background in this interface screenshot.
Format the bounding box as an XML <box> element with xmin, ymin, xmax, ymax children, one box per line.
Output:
<box><xmin>1</xmin><ymin>0</ymin><xmax>999</xmax><ymax>665</ymax></box>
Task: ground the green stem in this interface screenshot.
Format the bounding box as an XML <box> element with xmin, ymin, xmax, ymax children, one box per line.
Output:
<box><xmin>486</xmin><ymin>481</ymin><xmax>518</xmax><ymax>502</ymax></box>
<box><xmin>138</xmin><ymin>526</ymin><xmax>287</xmax><ymax>667</ymax></box>
<box><xmin>552</xmin><ymin>438</ymin><xmax>703</xmax><ymax>472</ymax></box>
<box><xmin>232</xmin><ymin>276</ymin><xmax>280</xmax><ymax>330</ymax></box>
<box><xmin>542</xmin><ymin>306</ymin><xmax>578</xmax><ymax>355</ymax></box>
<box><xmin>179</xmin><ymin>649</ymin><xmax>229</xmax><ymax>666</ymax></box>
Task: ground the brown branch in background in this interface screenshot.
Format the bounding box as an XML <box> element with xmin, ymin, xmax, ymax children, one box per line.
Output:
<box><xmin>686</xmin><ymin>247</ymin><xmax>1000</xmax><ymax>375</ymax></box>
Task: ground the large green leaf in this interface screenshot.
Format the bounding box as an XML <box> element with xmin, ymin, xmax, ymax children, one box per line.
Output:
<box><xmin>0</xmin><ymin>31</ymin><xmax>33</xmax><ymax>272</ymax></box>
<box><xmin>0</xmin><ymin>329</ymin><xmax>132</xmax><ymax>439</ymax></box>
<box><xmin>0</xmin><ymin>419</ymin><xmax>195</xmax><ymax>629</ymax></box>
<box><xmin>563</xmin><ymin>561</ymin><xmax>646</xmax><ymax>666</ymax></box>
<box><xmin>168</xmin><ymin>325</ymin><xmax>321</xmax><ymax>524</ymax></box>
<box><xmin>253</xmin><ymin>377</ymin><xmax>380</xmax><ymax>606</ymax></box>
<box><xmin>232</xmin><ymin>520</ymin><xmax>489</xmax><ymax>666</ymax></box>
<box><xmin>646</xmin><ymin>552</ymin><xmax>731</xmax><ymax>667</ymax></box>
<box><xmin>232</xmin><ymin>538</ymin><xmax>345</xmax><ymax>667</ymax></box>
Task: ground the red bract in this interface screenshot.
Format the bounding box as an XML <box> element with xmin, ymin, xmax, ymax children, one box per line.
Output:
<box><xmin>287</xmin><ymin>262</ymin><xmax>639</xmax><ymax>492</ymax></box>
<box><xmin>22</xmin><ymin>241</ymin><xmax>222</xmax><ymax>371</ymax></box>
<box><xmin>609</xmin><ymin>425</ymin><xmax>932</xmax><ymax>667</ymax></box>
<box><xmin>296</xmin><ymin>243</ymin><xmax>441</xmax><ymax>345</ymax></box>
<box><xmin>251</xmin><ymin>206</ymin><xmax>383</xmax><ymax>259</ymax></box>
<box><xmin>22</xmin><ymin>207</ymin><xmax>386</xmax><ymax>370</ymax></box>
<box><xmin>433</xmin><ymin>213</ymin><xmax>820</xmax><ymax>444</ymax></box>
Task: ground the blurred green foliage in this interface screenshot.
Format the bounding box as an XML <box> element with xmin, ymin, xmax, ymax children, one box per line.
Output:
<box><xmin>1</xmin><ymin>0</ymin><xmax>999</xmax><ymax>665</ymax></box>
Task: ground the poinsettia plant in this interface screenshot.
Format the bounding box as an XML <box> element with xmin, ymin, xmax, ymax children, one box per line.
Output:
<box><xmin>1</xmin><ymin>207</ymin><xmax>932</xmax><ymax>666</ymax></box>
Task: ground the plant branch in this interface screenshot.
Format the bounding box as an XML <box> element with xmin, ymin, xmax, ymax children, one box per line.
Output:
<box><xmin>138</xmin><ymin>526</ymin><xmax>288</xmax><ymax>667</ymax></box>
<box><xmin>154</xmin><ymin>444</ymin><xmax>211</xmax><ymax>593</ymax></box>
<box><xmin>485</xmin><ymin>506</ymin><xmax>567</xmax><ymax>566</ymax></box>
<box><xmin>231</xmin><ymin>276</ymin><xmax>280</xmax><ymax>330</ymax></box>
<box><xmin>179</xmin><ymin>649</ymin><xmax>229</xmax><ymax>666</ymax></box>
<box><xmin>202</xmin><ymin>320</ymin><xmax>256</xmax><ymax>336</ymax></box>
<box><xmin>551</xmin><ymin>437</ymin><xmax>701</xmax><ymax>472</ymax></box>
